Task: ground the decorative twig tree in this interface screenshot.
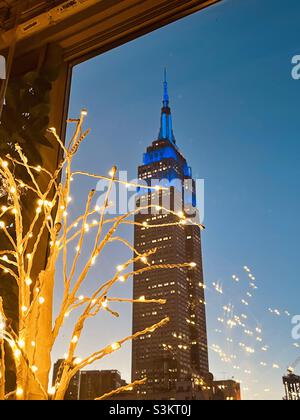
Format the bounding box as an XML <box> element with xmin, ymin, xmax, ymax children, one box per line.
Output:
<box><xmin>0</xmin><ymin>110</ymin><xmax>204</xmax><ymax>400</ymax></box>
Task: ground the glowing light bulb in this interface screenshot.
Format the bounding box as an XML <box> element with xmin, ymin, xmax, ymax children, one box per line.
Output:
<box><xmin>48</xmin><ymin>386</ymin><xmax>56</xmax><ymax>396</ymax></box>
<box><xmin>111</xmin><ymin>342</ymin><xmax>121</xmax><ymax>351</ymax></box>
<box><xmin>71</xmin><ymin>335</ymin><xmax>78</xmax><ymax>344</ymax></box>
<box><xmin>37</xmin><ymin>199</ymin><xmax>43</xmax><ymax>206</ymax></box>
<box><xmin>1</xmin><ymin>161</ymin><xmax>8</xmax><ymax>168</ymax></box>
<box><xmin>18</xmin><ymin>339</ymin><xmax>25</xmax><ymax>349</ymax></box>
<box><xmin>190</xmin><ymin>262</ymin><xmax>197</xmax><ymax>268</ymax></box>
<box><xmin>139</xmin><ymin>296</ymin><xmax>146</xmax><ymax>302</ymax></box>
<box><xmin>10</xmin><ymin>187</ymin><xmax>16</xmax><ymax>194</ymax></box>
<box><xmin>118</xmin><ymin>276</ymin><xmax>125</xmax><ymax>283</ymax></box>
<box><xmin>81</xmin><ymin>109</ymin><xmax>88</xmax><ymax>116</ymax></box>
<box><xmin>102</xmin><ymin>300</ymin><xmax>108</xmax><ymax>308</ymax></box>
<box><xmin>31</xmin><ymin>365</ymin><xmax>38</xmax><ymax>373</ymax></box>
<box><xmin>78</xmin><ymin>295</ymin><xmax>84</xmax><ymax>301</ymax></box>
<box><xmin>1</xmin><ymin>206</ymin><xmax>7</xmax><ymax>212</ymax></box>
<box><xmin>117</xmin><ymin>265</ymin><xmax>124</xmax><ymax>272</ymax></box>
<box><xmin>14</xmin><ymin>349</ymin><xmax>21</xmax><ymax>359</ymax></box>
<box><xmin>0</xmin><ymin>221</ymin><xmax>5</xmax><ymax>229</ymax></box>
<box><xmin>21</xmin><ymin>306</ymin><xmax>28</xmax><ymax>313</ymax></box>
<box><xmin>141</xmin><ymin>256</ymin><xmax>148</xmax><ymax>264</ymax></box>
<box><xmin>16</xmin><ymin>387</ymin><xmax>24</xmax><ymax>398</ymax></box>
<box><xmin>31</xmin><ymin>341</ymin><xmax>36</xmax><ymax>347</ymax></box>
<box><xmin>73</xmin><ymin>357</ymin><xmax>82</xmax><ymax>365</ymax></box>
<box><xmin>38</xmin><ymin>297</ymin><xmax>45</xmax><ymax>305</ymax></box>
<box><xmin>26</xmin><ymin>254</ymin><xmax>32</xmax><ymax>260</ymax></box>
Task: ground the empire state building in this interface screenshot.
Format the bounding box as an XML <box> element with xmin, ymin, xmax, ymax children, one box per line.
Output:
<box><xmin>132</xmin><ymin>73</ymin><xmax>209</xmax><ymax>399</ymax></box>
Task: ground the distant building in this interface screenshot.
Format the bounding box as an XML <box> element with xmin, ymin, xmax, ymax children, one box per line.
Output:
<box><xmin>79</xmin><ymin>370</ymin><xmax>124</xmax><ymax>400</ymax></box>
<box><xmin>212</xmin><ymin>380</ymin><xmax>241</xmax><ymax>400</ymax></box>
<box><xmin>52</xmin><ymin>359</ymin><xmax>80</xmax><ymax>400</ymax></box>
<box><xmin>283</xmin><ymin>371</ymin><xmax>300</xmax><ymax>400</ymax></box>
<box><xmin>52</xmin><ymin>361</ymin><xmax>126</xmax><ymax>400</ymax></box>
<box><xmin>79</xmin><ymin>370</ymin><xmax>102</xmax><ymax>400</ymax></box>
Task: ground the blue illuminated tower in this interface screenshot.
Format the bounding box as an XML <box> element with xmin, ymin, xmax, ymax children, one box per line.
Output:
<box><xmin>132</xmin><ymin>73</ymin><xmax>209</xmax><ymax>399</ymax></box>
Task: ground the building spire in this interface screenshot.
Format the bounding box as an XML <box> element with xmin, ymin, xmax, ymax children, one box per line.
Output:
<box><xmin>163</xmin><ymin>68</ymin><xmax>169</xmax><ymax>107</ymax></box>
<box><xmin>158</xmin><ymin>69</ymin><xmax>176</xmax><ymax>143</ymax></box>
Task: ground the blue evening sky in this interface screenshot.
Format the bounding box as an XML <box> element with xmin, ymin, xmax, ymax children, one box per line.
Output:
<box><xmin>53</xmin><ymin>0</ymin><xmax>300</xmax><ymax>400</ymax></box>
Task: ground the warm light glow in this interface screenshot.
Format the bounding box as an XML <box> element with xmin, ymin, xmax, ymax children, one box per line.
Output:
<box><xmin>48</xmin><ymin>386</ymin><xmax>56</xmax><ymax>396</ymax></box>
<box><xmin>71</xmin><ymin>335</ymin><xmax>78</xmax><ymax>344</ymax></box>
<box><xmin>14</xmin><ymin>349</ymin><xmax>21</xmax><ymax>359</ymax></box>
<box><xmin>18</xmin><ymin>339</ymin><xmax>25</xmax><ymax>349</ymax></box>
<box><xmin>25</xmin><ymin>278</ymin><xmax>32</xmax><ymax>286</ymax></box>
<box><xmin>16</xmin><ymin>387</ymin><xmax>24</xmax><ymax>398</ymax></box>
<box><xmin>109</xmin><ymin>168</ymin><xmax>115</xmax><ymax>177</ymax></box>
<box><xmin>111</xmin><ymin>342</ymin><xmax>121</xmax><ymax>351</ymax></box>
<box><xmin>0</xmin><ymin>221</ymin><xmax>5</xmax><ymax>229</ymax></box>
<box><xmin>38</xmin><ymin>297</ymin><xmax>45</xmax><ymax>305</ymax></box>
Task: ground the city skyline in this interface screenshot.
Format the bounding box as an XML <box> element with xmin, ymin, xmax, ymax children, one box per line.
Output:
<box><xmin>53</xmin><ymin>0</ymin><xmax>300</xmax><ymax>400</ymax></box>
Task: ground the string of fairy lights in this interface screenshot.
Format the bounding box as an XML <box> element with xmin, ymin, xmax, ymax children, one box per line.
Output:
<box><xmin>0</xmin><ymin>109</ymin><xmax>208</xmax><ymax>400</ymax></box>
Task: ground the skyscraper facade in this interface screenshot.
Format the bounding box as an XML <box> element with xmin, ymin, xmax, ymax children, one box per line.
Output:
<box><xmin>132</xmin><ymin>73</ymin><xmax>209</xmax><ymax>399</ymax></box>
